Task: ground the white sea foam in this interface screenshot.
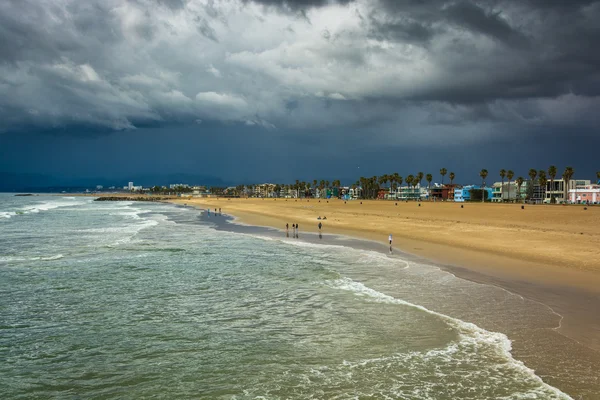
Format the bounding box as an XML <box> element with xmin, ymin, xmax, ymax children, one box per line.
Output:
<box><xmin>0</xmin><ymin>254</ymin><xmax>64</xmax><ymax>263</ymax></box>
<box><xmin>246</xmin><ymin>233</ymin><xmax>411</xmax><ymax>271</ymax></box>
<box><xmin>326</xmin><ymin>277</ymin><xmax>573</xmax><ymax>399</ymax></box>
<box><xmin>40</xmin><ymin>254</ymin><xmax>64</xmax><ymax>261</ymax></box>
<box><xmin>17</xmin><ymin>198</ymin><xmax>92</xmax><ymax>215</ymax></box>
<box><xmin>0</xmin><ymin>211</ymin><xmax>16</xmax><ymax>219</ymax></box>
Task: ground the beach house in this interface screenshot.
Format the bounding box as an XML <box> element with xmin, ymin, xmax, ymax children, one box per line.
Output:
<box><xmin>349</xmin><ymin>187</ymin><xmax>362</xmax><ymax>199</ymax></box>
<box><xmin>568</xmin><ymin>184</ymin><xmax>600</xmax><ymax>204</ymax></box>
<box><xmin>544</xmin><ymin>179</ymin><xmax>590</xmax><ymax>204</ymax></box>
<box><xmin>491</xmin><ymin>182</ymin><xmax>519</xmax><ymax>202</ymax></box>
<box><xmin>396</xmin><ymin>185</ymin><xmax>421</xmax><ymax>201</ymax></box>
<box><xmin>429</xmin><ymin>183</ymin><xmax>452</xmax><ymax>200</ymax></box>
<box><xmin>454</xmin><ymin>185</ymin><xmax>493</xmax><ymax>202</ymax></box>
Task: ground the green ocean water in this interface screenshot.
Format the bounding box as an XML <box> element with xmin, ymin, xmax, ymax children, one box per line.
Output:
<box><xmin>0</xmin><ymin>195</ymin><xmax>583</xmax><ymax>398</ymax></box>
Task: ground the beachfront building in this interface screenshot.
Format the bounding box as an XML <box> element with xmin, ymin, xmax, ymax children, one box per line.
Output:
<box><xmin>544</xmin><ymin>179</ymin><xmax>590</xmax><ymax>204</ymax></box>
<box><xmin>349</xmin><ymin>187</ymin><xmax>362</xmax><ymax>199</ymax></box>
<box><xmin>253</xmin><ymin>183</ymin><xmax>277</xmax><ymax>197</ymax></box>
<box><xmin>169</xmin><ymin>183</ymin><xmax>190</xmax><ymax>189</ymax></box>
<box><xmin>128</xmin><ymin>182</ymin><xmax>134</xmax><ymax>191</ymax></box>
<box><xmin>454</xmin><ymin>185</ymin><xmax>493</xmax><ymax>202</ymax></box>
<box><xmin>396</xmin><ymin>185</ymin><xmax>421</xmax><ymax>201</ymax></box>
<box><xmin>491</xmin><ymin>182</ymin><xmax>519</xmax><ymax>202</ymax></box>
<box><xmin>428</xmin><ymin>183</ymin><xmax>451</xmax><ymax>200</ymax></box>
<box><xmin>568</xmin><ymin>184</ymin><xmax>600</xmax><ymax>204</ymax></box>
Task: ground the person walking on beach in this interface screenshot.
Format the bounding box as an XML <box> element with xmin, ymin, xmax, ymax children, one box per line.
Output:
<box><xmin>295</xmin><ymin>223</ymin><xmax>299</xmax><ymax>238</ymax></box>
<box><xmin>388</xmin><ymin>234</ymin><xmax>393</xmax><ymax>245</ymax></box>
<box><xmin>286</xmin><ymin>223</ymin><xmax>289</xmax><ymax>232</ymax></box>
<box><xmin>318</xmin><ymin>222</ymin><xmax>322</xmax><ymax>231</ymax></box>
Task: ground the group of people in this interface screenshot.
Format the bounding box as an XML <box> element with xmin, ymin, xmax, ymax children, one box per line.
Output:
<box><xmin>206</xmin><ymin>208</ymin><xmax>222</xmax><ymax>216</ymax></box>
<box><xmin>286</xmin><ymin>223</ymin><xmax>300</xmax><ymax>238</ymax></box>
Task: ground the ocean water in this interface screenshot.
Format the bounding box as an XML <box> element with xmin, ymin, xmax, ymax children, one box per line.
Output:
<box><xmin>0</xmin><ymin>194</ymin><xmax>585</xmax><ymax>399</ymax></box>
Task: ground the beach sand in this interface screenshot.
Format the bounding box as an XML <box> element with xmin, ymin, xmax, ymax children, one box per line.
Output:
<box><xmin>171</xmin><ymin>197</ymin><xmax>600</xmax><ymax>355</ymax></box>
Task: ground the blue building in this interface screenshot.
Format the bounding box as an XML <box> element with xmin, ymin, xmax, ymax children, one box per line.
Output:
<box><xmin>454</xmin><ymin>185</ymin><xmax>493</xmax><ymax>202</ymax></box>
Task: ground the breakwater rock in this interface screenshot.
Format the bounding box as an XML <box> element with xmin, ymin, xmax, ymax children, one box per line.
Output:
<box><xmin>94</xmin><ymin>196</ymin><xmax>171</xmax><ymax>202</ymax></box>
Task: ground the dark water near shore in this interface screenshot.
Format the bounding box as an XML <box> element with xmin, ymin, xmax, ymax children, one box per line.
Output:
<box><xmin>1</xmin><ymin>194</ymin><xmax>597</xmax><ymax>398</ymax></box>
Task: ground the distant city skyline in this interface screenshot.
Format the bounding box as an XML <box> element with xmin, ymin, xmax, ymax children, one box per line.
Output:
<box><xmin>1</xmin><ymin>1</ymin><xmax>599</xmax><ymax>184</ymax></box>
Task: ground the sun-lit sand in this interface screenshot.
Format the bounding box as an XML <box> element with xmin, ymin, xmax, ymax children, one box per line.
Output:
<box><xmin>174</xmin><ymin>198</ymin><xmax>600</xmax><ymax>276</ymax></box>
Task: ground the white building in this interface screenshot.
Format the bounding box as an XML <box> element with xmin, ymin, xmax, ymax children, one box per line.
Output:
<box><xmin>128</xmin><ymin>182</ymin><xmax>134</xmax><ymax>191</ymax></box>
<box><xmin>543</xmin><ymin>179</ymin><xmax>589</xmax><ymax>204</ymax></box>
<box><xmin>569</xmin><ymin>184</ymin><xmax>600</xmax><ymax>204</ymax></box>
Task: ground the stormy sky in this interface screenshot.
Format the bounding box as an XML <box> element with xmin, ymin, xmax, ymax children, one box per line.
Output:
<box><xmin>1</xmin><ymin>0</ymin><xmax>599</xmax><ymax>187</ymax></box>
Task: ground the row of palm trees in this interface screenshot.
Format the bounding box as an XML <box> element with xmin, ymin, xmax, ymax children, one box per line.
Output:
<box><xmin>236</xmin><ymin>166</ymin><xmax>598</xmax><ymax>200</ymax></box>
<box><xmin>352</xmin><ymin>169</ymin><xmax>458</xmax><ymax>199</ymax></box>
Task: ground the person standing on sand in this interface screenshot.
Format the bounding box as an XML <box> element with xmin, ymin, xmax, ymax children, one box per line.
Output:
<box><xmin>286</xmin><ymin>223</ymin><xmax>289</xmax><ymax>232</ymax></box>
<box><xmin>318</xmin><ymin>222</ymin><xmax>322</xmax><ymax>231</ymax></box>
<box><xmin>389</xmin><ymin>234</ymin><xmax>393</xmax><ymax>245</ymax></box>
<box><xmin>296</xmin><ymin>223</ymin><xmax>299</xmax><ymax>238</ymax></box>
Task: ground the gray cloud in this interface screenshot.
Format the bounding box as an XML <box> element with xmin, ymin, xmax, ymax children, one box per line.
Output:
<box><xmin>0</xmin><ymin>0</ymin><xmax>598</xmax><ymax>150</ymax></box>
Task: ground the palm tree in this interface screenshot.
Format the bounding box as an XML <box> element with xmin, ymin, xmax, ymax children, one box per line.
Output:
<box><xmin>597</xmin><ymin>171</ymin><xmax>600</xmax><ymax>183</ymax></box>
<box><xmin>440</xmin><ymin>168</ymin><xmax>447</xmax><ymax>186</ymax></box>
<box><xmin>547</xmin><ymin>165</ymin><xmax>557</xmax><ymax>204</ymax></box>
<box><xmin>449</xmin><ymin>172</ymin><xmax>455</xmax><ymax>185</ymax></box>
<box><xmin>528</xmin><ymin>169</ymin><xmax>537</xmax><ymax>182</ymax></box>
<box><xmin>417</xmin><ymin>172</ymin><xmax>424</xmax><ymax>188</ymax></box>
<box><xmin>506</xmin><ymin>170</ymin><xmax>514</xmax><ymax>202</ymax></box>
<box><xmin>412</xmin><ymin>175</ymin><xmax>419</xmax><ymax>199</ymax></box>
<box><xmin>527</xmin><ymin>169</ymin><xmax>537</xmax><ymax>201</ymax></box>
<box><xmin>538</xmin><ymin>170</ymin><xmax>547</xmax><ymax>203</ymax></box>
<box><xmin>479</xmin><ymin>169</ymin><xmax>488</xmax><ymax>202</ymax></box>
<box><xmin>563</xmin><ymin>166</ymin><xmax>574</xmax><ymax>203</ymax></box>
<box><xmin>499</xmin><ymin>169</ymin><xmax>506</xmax><ymax>202</ymax></box>
<box><xmin>379</xmin><ymin>175</ymin><xmax>387</xmax><ymax>194</ymax></box>
<box><xmin>516</xmin><ymin>177</ymin><xmax>524</xmax><ymax>200</ymax></box>
<box><xmin>406</xmin><ymin>175</ymin><xmax>414</xmax><ymax>200</ymax></box>
<box><xmin>426</xmin><ymin>173</ymin><xmax>433</xmax><ymax>199</ymax></box>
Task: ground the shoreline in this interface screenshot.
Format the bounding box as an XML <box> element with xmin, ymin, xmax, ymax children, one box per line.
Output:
<box><xmin>170</xmin><ymin>197</ymin><xmax>600</xmax><ymax>356</ymax></box>
<box><xmin>176</xmin><ymin>200</ymin><xmax>600</xmax><ymax>397</ymax></box>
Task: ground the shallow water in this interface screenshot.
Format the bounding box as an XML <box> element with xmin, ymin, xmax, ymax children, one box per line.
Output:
<box><xmin>0</xmin><ymin>194</ymin><xmax>593</xmax><ymax>398</ymax></box>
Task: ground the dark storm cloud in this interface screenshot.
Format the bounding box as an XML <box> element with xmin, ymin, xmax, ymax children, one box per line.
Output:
<box><xmin>0</xmin><ymin>0</ymin><xmax>599</xmax><ymax>153</ymax></box>
<box><xmin>244</xmin><ymin>0</ymin><xmax>354</xmax><ymax>9</ymax></box>
<box><xmin>443</xmin><ymin>1</ymin><xmax>528</xmax><ymax>47</ymax></box>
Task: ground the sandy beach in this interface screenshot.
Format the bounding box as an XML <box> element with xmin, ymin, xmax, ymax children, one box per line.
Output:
<box><xmin>171</xmin><ymin>197</ymin><xmax>600</xmax><ymax>354</ymax></box>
